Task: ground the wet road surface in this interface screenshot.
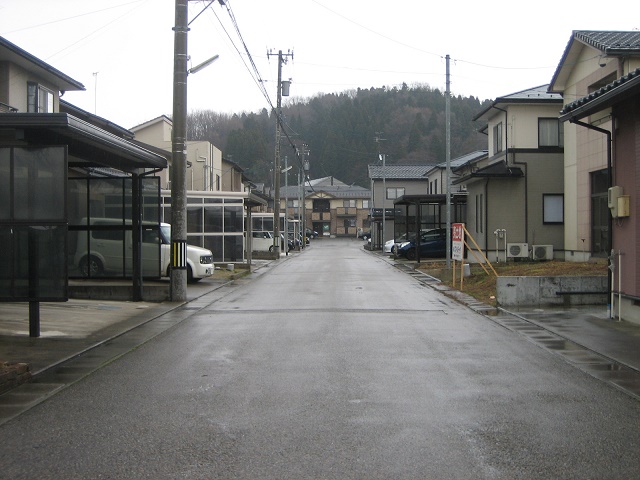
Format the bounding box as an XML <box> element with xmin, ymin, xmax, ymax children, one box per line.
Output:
<box><xmin>1</xmin><ymin>238</ymin><xmax>639</xmax><ymax>479</ymax></box>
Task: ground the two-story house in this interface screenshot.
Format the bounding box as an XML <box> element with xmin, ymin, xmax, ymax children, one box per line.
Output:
<box><xmin>551</xmin><ymin>31</ymin><xmax>640</xmax><ymax>323</ymax></box>
<box><xmin>453</xmin><ymin>85</ymin><xmax>565</xmax><ymax>262</ymax></box>
<box><xmin>367</xmin><ymin>164</ymin><xmax>431</xmax><ymax>247</ymax></box>
<box><xmin>131</xmin><ymin>115</ymin><xmax>223</xmax><ymax>192</ymax></box>
<box><xmin>549</xmin><ymin>31</ymin><xmax>640</xmax><ymax>263</ymax></box>
<box><xmin>284</xmin><ymin>176</ymin><xmax>370</xmax><ymax>238</ymax></box>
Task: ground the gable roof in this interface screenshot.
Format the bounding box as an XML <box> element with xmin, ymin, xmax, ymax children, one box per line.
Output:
<box><xmin>0</xmin><ymin>36</ymin><xmax>85</xmax><ymax>93</ymax></box>
<box><xmin>550</xmin><ymin>30</ymin><xmax>640</xmax><ymax>93</ymax></box>
<box><xmin>368</xmin><ymin>164</ymin><xmax>432</xmax><ymax>180</ymax></box>
<box><xmin>474</xmin><ymin>85</ymin><xmax>562</xmax><ymax>122</ymax></box>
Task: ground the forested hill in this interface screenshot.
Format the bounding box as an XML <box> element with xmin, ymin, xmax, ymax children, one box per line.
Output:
<box><xmin>186</xmin><ymin>83</ymin><xmax>490</xmax><ymax>188</ymax></box>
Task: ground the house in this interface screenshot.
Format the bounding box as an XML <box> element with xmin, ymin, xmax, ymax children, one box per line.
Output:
<box><xmin>549</xmin><ymin>31</ymin><xmax>640</xmax><ymax>262</ymax></box>
<box><xmin>425</xmin><ymin>150</ymin><xmax>487</xmax><ymax>194</ymax></box>
<box><xmin>0</xmin><ymin>35</ymin><xmax>168</xmax><ymax>322</ymax></box>
<box><xmin>367</xmin><ymin>164</ymin><xmax>432</xmax><ymax>247</ymax></box>
<box><xmin>553</xmin><ymin>33</ymin><xmax>640</xmax><ymax>324</ymax></box>
<box><xmin>453</xmin><ymin>85</ymin><xmax>565</xmax><ymax>262</ymax></box>
<box><xmin>282</xmin><ymin>176</ymin><xmax>370</xmax><ymax>238</ymax></box>
<box><xmin>130</xmin><ymin>115</ymin><xmax>224</xmax><ymax>192</ymax></box>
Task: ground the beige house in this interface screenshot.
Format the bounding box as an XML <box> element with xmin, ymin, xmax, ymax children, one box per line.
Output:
<box><xmin>454</xmin><ymin>85</ymin><xmax>565</xmax><ymax>261</ymax></box>
<box><xmin>281</xmin><ymin>176</ymin><xmax>370</xmax><ymax>238</ymax></box>
<box><xmin>549</xmin><ymin>31</ymin><xmax>640</xmax><ymax>262</ymax></box>
<box><xmin>131</xmin><ymin>115</ymin><xmax>223</xmax><ymax>192</ymax></box>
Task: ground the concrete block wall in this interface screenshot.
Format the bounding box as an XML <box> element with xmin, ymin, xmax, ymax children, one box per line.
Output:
<box><xmin>496</xmin><ymin>276</ymin><xmax>608</xmax><ymax>307</ymax></box>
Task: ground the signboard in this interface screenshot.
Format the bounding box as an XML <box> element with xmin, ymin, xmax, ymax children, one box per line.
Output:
<box><xmin>452</xmin><ymin>223</ymin><xmax>465</xmax><ymax>261</ymax></box>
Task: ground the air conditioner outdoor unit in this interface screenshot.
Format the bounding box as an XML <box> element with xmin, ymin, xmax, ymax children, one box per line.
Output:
<box><xmin>507</xmin><ymin>242</ymin><xmax>529</xmax><ymax>258</ymax></box>
<box><xmin>532</xmin><ymin>245</ymin><xmax>553</xmax><ymax>261</ymax></box>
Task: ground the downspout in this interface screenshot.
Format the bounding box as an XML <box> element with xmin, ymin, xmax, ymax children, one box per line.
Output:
<box><xmin>569</xmin><ymin>117</ymin><xmax>613</xmax><ymax>318</ymax></box>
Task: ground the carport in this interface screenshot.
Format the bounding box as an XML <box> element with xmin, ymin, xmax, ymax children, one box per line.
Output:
<box><xmin>0</xmin><ymin>112</ymin><xmax>168</xmax><ymax>336</ymax></box>
<box><xmin>393</xmin><ymin>193</ymin><xmax>467</xmax><ymax>263</ymax></box>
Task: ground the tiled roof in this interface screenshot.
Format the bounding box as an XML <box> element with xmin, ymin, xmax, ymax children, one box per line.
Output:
<box><xmin>368</xmin><ymin>164</ymin><xmax>432</xmax><ymax>180</ymax></box>
<box><xmin>435</xmin><ymin>150</ymin><xmax>488</xmax><ymax>170</ymax></box>
<box><xmin>574</xmin><ymin>31</ymin><xmax>640</xmax><ymax>55</ymax></box>
<box><xmin>560</xmin><ymin>67</ymin><xmax>640</xmax><ymax>121</ymax></box>
<box><xmin>474</xmin><ymin>85</ymin><xmax>562</xmax><ymax>121</ymax></box>
<box><xmin>550</xmin><ymin>31</ymin><xmax>640</xmax><ymax>93</ymax></box>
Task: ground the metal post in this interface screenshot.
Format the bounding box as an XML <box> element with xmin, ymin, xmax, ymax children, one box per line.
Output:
<box><xmin>170</xmin><ymin>0</ymin><xmax>189</xmax><ymax>301</ymax></box>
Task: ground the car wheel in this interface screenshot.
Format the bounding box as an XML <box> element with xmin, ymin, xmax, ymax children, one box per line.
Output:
<box><xmin>79</xmin><ymin>255</ymin><xmax>103</xmax><ymax>277</ymax></box>
<box><xmin>269</xmin><ymin>245</ymin><xmax>274</xmax><ymax>252</ymax></box>
<box><xmin>187</xmin><ymin>265</ymin><xmax>198</xmax><ymax>283</ymax></box>
<box><xmin>406</xmin><ymin>248</ymin><xmax>417</xmax><ymax>261</ymax></box>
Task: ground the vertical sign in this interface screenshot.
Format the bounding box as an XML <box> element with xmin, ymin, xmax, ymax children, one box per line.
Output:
<box><xmin>452</xmin><ymin>223</ymin><xmax>464</xmax><ymax>261</ymax></box>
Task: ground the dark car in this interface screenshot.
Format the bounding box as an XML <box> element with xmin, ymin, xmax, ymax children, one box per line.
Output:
<box><xmin>357</xmin><ymin>229</ymin><xmax>372</xmax><ymax>240</ymax></box>
<box><xmin>396</xmin><ymin>228</ymin><xmax>447</xmax><ymax>260</ymax></box>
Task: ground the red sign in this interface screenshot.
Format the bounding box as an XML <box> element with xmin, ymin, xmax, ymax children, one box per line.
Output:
<box><xmin>452</xmin><ymin>223</ymin><xmax>464</xmax><ymax>260</ymax></box>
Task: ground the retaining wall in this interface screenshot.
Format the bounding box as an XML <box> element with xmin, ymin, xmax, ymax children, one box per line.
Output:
<box><xmin>496</xmin><ymin>276</ymin><xmax>608</xmax><ymax>307</ymax></box>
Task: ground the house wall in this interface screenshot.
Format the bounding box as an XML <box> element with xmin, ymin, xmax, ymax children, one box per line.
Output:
<box><xmin>561</xmin><ymin>46</ymin><xmax>640</xmax><ymax>261</ymax></box>
<box><xmin>131</xmin><ymin>119</ymin><xmax>172</xmax><ymax>188</ymax></box>
<box><xmin>187</xmin><ymin>140</ymin><xmax>222</xmax><ymax>191</ymax></box>
<box><xmin>0</xmin><ymin>62</ymin><xmax>60</xmax><ymax>112</ymax></box>
<box><xmin>518</xmin><ymin>151</ymin><xmax>565</xmax><ymax>253</ymax></box>
<box><xmin>611</xmin><ymin>98</ymin><xmax>640</xmax><ymax>323</ymax></box>
<box><xmin>371</xmin><ymin>178</ymin><xmax>427</xmax><ymax>243</ymax></box>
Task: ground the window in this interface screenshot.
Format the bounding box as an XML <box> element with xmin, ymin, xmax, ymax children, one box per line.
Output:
<box><xmin>386</xmin><ymin>187</ymin><xmax>405</xmax><ymax>200</ymax></box>
<box><xmin>493</xmin><ymin>122</ymin><xmax>503</xmax><ymax>153</ymax></box>
<box><xmin>539</xmin><ymin>118</ymin><xmax>564</xmax><ymax>147</ymax></box>
<box><xmin>343</xmin><ymin>199</ymin><xmax>356</xmax><ymax>208</ymax></box>
<box><xmin>543</xmin><ymin>194</ymin><xmax>564</xmax><ymax>224</ymax></box>
<box><xmin>362</xmin><ymin>199</ymin><xmax>369</xmax><ymax>209</ymax></box>
<box><xmin>27</xmin><ymin>82</ymin><xmax>54</xmax><ymax>113</ymax></box>
<box><xmin>313</xmin><ymin>199</ymin><xmax>330</xmax><ymax>212</ymax></box>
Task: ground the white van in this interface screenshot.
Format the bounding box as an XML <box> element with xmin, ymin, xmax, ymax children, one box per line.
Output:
<box><xmin>73</xmin><ymin>219</ymin><xmax>214</xmax><ymax>282</ymax></box>
<box><xmin>251</xmin><ymin>231</ymin><xmax>275</xmax><ymax>252</ymax></box>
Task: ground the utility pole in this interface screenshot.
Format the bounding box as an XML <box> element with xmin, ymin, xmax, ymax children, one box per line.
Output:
<box><xmin>445</xmin><ymin>54</ymin><xmax>452</xmax><ymax>269</ymax></box>
<box><xmin>170</xmin><ymin>0</ymin><xmax>189</xmax><ymax>301</ymax></box>
<box><xmin>267</xmin><ymin>49</ymin><xmax>293</xmax><ymax>256</ymax></box>
<box><xmin>375</xmin><ymin>133</ymin><xmax>386</xmax><ymax>250</ymax></box>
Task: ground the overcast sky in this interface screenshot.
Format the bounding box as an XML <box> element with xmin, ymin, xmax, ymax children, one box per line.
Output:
<box><xmin>1</xmin><ymin>0</ymin><xmax>637</xmax><ymax>129</ymax></box>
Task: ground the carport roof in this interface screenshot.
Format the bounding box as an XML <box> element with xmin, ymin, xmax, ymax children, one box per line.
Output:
<box><xmin>0</xmin><ymin>113</ymin><xmax>167</xmax><ymax>172</ymax></box>
<box><xmin>453</xmin><ymin>160</ymin><xmax>523</xmax><ymax>185</ymax></box>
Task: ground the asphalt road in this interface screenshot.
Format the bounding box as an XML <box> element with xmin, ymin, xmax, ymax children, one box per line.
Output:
<box><xmin>1</xmin><ymin>238</ymin><xmax>640</xmax><ymax>479</ymax></box>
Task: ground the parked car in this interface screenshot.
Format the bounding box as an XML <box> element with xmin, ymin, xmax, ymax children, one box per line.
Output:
<box><xmin>358</xmin><ymin>229</ymin><xmax>372</xmax><ymax>240</ymax></box>
<box><xmin>395</xmin><ymin>228</ymin><xmax>448</xmax><ymax>260</ymax></box>
<box><xmin>384</xmin><ymin>232</ymin><xmax>411</xmax><ymax>254</ymax></box>
<box><xmin>384</xmin><ymin>230</ymin><xmax>428</xmax><ymax>254</ymax></box>
<box><xmin>252</xmin><ymin>231</ymin><xmax>275</xmax><ymax>252</ymax></box>
<box><xmin>73</xmin><ymin>219</ymin><xmax>214</xmax><ymax>282</ymax></box>
<box><xmin>305</xmin><ymin>228</ymin><xmax>319</xmax><ymax>239</ymax></box>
